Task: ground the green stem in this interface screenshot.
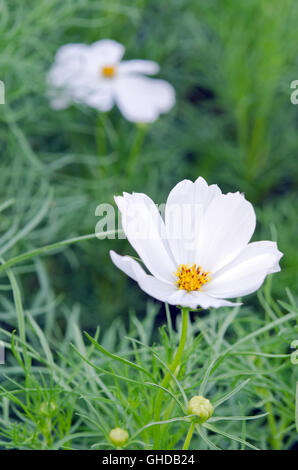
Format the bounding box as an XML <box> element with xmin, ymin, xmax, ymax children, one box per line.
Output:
<box><xmin>153</xmin><ymin>307</ymin><xmax>189</xmax><ymax>449</ymax></box>
<box><xmin>96</xmin><ymin>114</ymin><xmax>107</xmax><ymax>179</ymax></box>
<box><xmin>265</xmin><ymin>400</ymin><xmax>280</xmax><ymax>449</ymax></box>
<box><xmin>182</xmin><ymin>422</ymin><xmax>195</xmax><ymax>450</ymax></box>
<box><xmin>126</xmin><ymin>124</ymin><xmax>147</xmax><ymax>180</ymax></box>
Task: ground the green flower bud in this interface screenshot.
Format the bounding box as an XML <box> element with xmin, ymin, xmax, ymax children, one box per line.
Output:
<box><xmin>188</xmin><ymin>395</ymin><xmax>214</xmax><ymax>422</ymax></box>
<box><xmin>109</xmin><ymin>427</ymin><xmax>129</xmax><ymax>447</ymax></box>
<box><xmin>40</xmin><ymin>400</ymin><xmax>57</xmax><ymax>416</ymax></box>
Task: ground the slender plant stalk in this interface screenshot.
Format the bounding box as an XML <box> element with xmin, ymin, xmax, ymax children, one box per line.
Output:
<box><xmin>265</xmin><ymin>399</ymin><xmax>280</xmax><ymax>450</ymax></box>
<box><xmin>159</xmin><ymin>363</ymin><xmax>183</xmax><ymax>437</ymax></box>
<box><xmin>126</xmin><ymin>124</ymin><xmax>147</xmax><ymax>180</ymax></box>
<box><xmin>182</xmin><ymin>422</ymin><xmax>195</xmax><ymax>450</ymax></box>
<box><xmin>96</xmin><ymin>114</ymin><xmax>108</xmax><ymax>179</ymax></box>
<box><xmin>153</xmin><ymin>307</ymin><xmax>189</xmax><ymax>449</ymax></box>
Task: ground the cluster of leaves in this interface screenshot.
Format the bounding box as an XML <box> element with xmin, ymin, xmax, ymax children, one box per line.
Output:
<box><xmin>1</xmin><ymin>0</ymin><xmax>298</xmax><ymax>320</ymax></box>
<box><xmin>0</xmin><ymin>235</ymin><xmax>297</xmax><ymax>449</ymax></box>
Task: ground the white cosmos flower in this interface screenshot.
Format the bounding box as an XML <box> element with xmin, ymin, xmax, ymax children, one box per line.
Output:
<box><xmin>47</xmin><ymin>39</ymin><xmax>175</xmax><ymax>122</ymax></box>
<box><xmin>110</xmin><ymin>177</ymin><xmax>283</xmax><ymax>309</ymax></box>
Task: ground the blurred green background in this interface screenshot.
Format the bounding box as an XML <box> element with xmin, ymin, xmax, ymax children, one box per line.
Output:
<box><xmin>1</xmin><ymin>0</ymin><xmax>297</xmax><ymax>330</ymax></box>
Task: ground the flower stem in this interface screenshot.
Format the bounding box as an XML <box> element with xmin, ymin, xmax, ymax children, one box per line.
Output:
<box><xmin>126</xmin><ymin>124</ymin><xmax>147</xmax><ymax>180</ymax></box>
<box><xmin>153</xmin><ymin>307</ymin><xmax>189</xmax><ymax>449</ymax></box>
<box><xmin>96</xmin><ymin>114</ymin><xmax>107</xmax><ymax>179</ymax></box>
<box><xmin>182</xmin><ymin>422</ymin><xmax>195</xmax><ymax>450</ymax></box>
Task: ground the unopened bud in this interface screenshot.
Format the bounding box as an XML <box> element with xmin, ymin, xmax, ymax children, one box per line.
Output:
<box><xmin>40</xmin><ymin>401</ymin><xmax>57</xmax><ymax>416</ymax></box>
<box><xmin>188</xmin><ymin>395</ymin><xmax>213</xmax><ymax>422</ymax></box>
<box><xmin>109</xmin><ymin>427</ymin><xmax>129</xmax><ymax>447</ymax></box>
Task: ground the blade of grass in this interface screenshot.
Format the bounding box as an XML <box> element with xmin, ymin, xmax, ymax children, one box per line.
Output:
<box><xmin>0</xmin><ymin>230</ymin><xmax>122</xmax><ymax>275</ymax></box>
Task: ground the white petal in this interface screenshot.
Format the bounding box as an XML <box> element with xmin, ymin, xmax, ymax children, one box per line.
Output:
<box><xmin>165</xmin><ymin>177</ymin><xmax>222</xmax><ymax>265</ymax></box>
<box><xmin>110</xmin><ymin>250</ymin><xmax>146</xmax><ymax>281</ymax></box>
<box><xmin>198</xmin><ymin>192</ymin><xmax>256</xmax><ymax>273</ymax></box>
<box><xmin>83</xmin><ymin>85</ymin><xmax>114</xmax><ymax>111</ymax></box>
<box><xmin>137</xmin><ymin>275</ymin><xmax>179</xmax><ymax>304</ymax></box>
<box><xmin>89</xmin><ymin>39</ymin><xmax>125</xmax><ymax>65</ymax></box>
<box><xmin>188</xmin><ymin>292</ymin><xmax>240</xmax><ymax>309</ymax></box>
<box><xmin>54</xmin><ymin>43</ymin><xmax>89</xmax><ymax>63</ymax></box>
<box><xmin>115</xmin><ymin>192</ymin><xmax>176</xmax><ymax>283</ymax></box>
<box><xmin>114</xmin><ymin>76</ymin><xmax>175</xmax><ymax>122</ymax></box>
<box><xmin>205</xmin><ymin>241</ymin><xmax>283</xmax><ymax>298</ymax></box>
<box><xmin>165</xmin><ymin>290</ymin><xmax>237</xmax><ymax>309</ymax></box>
<box><xmin>47</xmin><ymin>44</ymin><xmax>88</xmax><ymax>89</ymax></box>
<box><xmin>110</xmin><ymin>251</ymin><xmax>177</xmax><ymax>303</ymax></box>
<box><xmin>118</xmin><ymin>60</ymin><xmax>159</xmax><ymax>76</ymax></box>
<box><xmin>47</xmin><ymin>43</ymin><xmax>91</xmax><ymax>107</ymax></box>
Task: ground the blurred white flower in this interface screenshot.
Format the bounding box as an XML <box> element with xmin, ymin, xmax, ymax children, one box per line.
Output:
<box><xmin>47</xmin><ymin>39</ymin><xmax>175</xmax><ymax>122</ymax></box>
<box><xmin>110</xmin><ymin>177</ymin><xmax>283</xmax><ymax>309</ymax></box>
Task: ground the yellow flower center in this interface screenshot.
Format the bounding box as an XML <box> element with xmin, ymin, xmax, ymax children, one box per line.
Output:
<box><xmin>101</xmin><ymin>65</ymin><xmax>116</xmax><ymax>78</ymax></box>
<box><xmin>175</xmin><ymin>264</ymin><xmax>211</xmax><ymax>292</ymax></box>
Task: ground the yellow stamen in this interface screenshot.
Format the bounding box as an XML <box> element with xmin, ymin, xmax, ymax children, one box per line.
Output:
<box><xmin>174</xmin><ymin>263</ymin><xmax>211</xmax><ymax>292</ymax></box>
<box><xmin>101</xmin><ymin>65</ymin><xmax>116</xmax><ymax>78</ymax></box>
